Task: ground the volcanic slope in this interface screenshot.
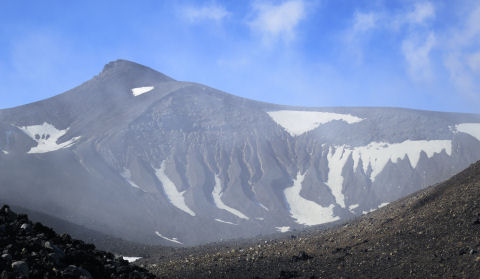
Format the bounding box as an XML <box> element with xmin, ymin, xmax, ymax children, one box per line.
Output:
<box><xmin>1</xmin><ymin>59</ymin><xmax>480</xmax><ymax>246</ymax></box>
<box><xmin>145</xmin><ymin>161</ymin><xmax>480</xmax><ymax>278</ymax></box>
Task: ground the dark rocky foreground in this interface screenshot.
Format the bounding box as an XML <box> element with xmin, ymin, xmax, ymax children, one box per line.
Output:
<box><xmin>0</xmin><ymin>205</ymin><xmax>156</xmax><ymax>279</ymax></box>
<box><xmin>144</xmin><ymin>161</ymin><xmax>480</xmax><ymax>278</ymax></box>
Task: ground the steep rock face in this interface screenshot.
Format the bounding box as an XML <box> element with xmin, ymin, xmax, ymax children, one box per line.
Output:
<box><xmin>0</xmin><ymin>60</ymin><xmax>479</xmax><ymax>246</ymax></box>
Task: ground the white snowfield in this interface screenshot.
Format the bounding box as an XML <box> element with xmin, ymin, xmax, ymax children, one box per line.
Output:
<box><xmin>122</xmin><ymin>256</ymin><xmax>141</xmax><ymax>263</ymax></box>
<box><xmin>131</xmin><ymin>86</ymin><xmax>154</xmax><ymax>96</ymax></box>
<box><xmin>17</xmin><ymin>122</ymin><xmax>81</xmax><ymax>154</ymax></box>
<box><xmin>154</xmin><ymin>161</ymin><xmax>196</xmax><ymax>216</ymax></box>
<box><xmin>120</xmin><ymin>169</ymin><xmax>142</xmax><ymax>190</ymax></box>
<box><xmin>212</xmin><ymin>175</ymin><xmax>250</xmax><ymax>220</ymax></box>
<box><xmin>275</xmin><ymin>226</ymin><xmax>291</xmax><ymax>233</ymax></box>
<box><xmin>284</xmin><ymin>172</ymin><xmax>340</xmax><ymax>226</ymax></box>
<box><xmin>325</xmin><ymin>140</ymin><xmax>452</xmax><ymax>202</ymax></box>
<box><xmin>455</xmin><ymin>123</ymin><xmax>480</xmax><ymax>141</ymax></box>
<box><xmin>155</xmin><ymin>231</ymin><xmax>183</xmax><ymax>244</ymax></box>
<box><xmin>267</xmin><ymin>110</ymin><xmax>364</xmax><ymax>136</ymax></box>
<box><xmin>1</xmin><ymin>150</ymin><xmax>8</xmax><ymax>155</ymax></box>
<box><xmin>214</xmin><ymin>218</ymin><xmax>238</xmax><ymax>225</ymax></box>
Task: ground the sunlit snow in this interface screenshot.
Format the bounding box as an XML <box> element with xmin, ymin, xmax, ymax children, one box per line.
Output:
<box><xmin>212</xmin><ymin>175</ymin><xmax>249</xmax><ymax>220</ymax></box>
<box><xmin>455</xmin><ymin>123</ymin><xmax>480</xmax><ymax>141</ymax></box>
<box><xmin>131</xmin><ymin>86</ymin><xmax>154</xmax><ymax>96</ymax></box>
<box><xmin>214</xmin><ymin>218</ymin><xmax>238</xmax><ymax>225</ymax></box>
<box><xmin>326</xmin><ymin>146</ymin><xmax>350</xmax><ymax>208</ymax></box>
<box><xmin>275</xmin><ymin>226</ymin><xmax>291</xmax><ymax>233</ymax></box>
<box><xmin>17</xmin><ymin>122</ymin><xmax>81</xmax><ymax>154</ymax></box>
<box><xmin>122</xmin><ymin>256</ymin><xmax>141</xmax><ymax>262</ymax></box>
<box><xmin>350</xmin><ymin>140</ymin><xmax>452</xmax><ymax>182</ymax></box>
<box><xmin>155</xmin><ymin>231</ymin><xmax>183</xmax><ymax>244</ymax></box>
<box><xmin>267</xmin><ymin>110</ymin><xmax>364</xmax><ymax>136</ymax></box>
<box><xmin>326</xmin><ymin>140</ymin><xmax>452</xmax><ymax>200</ymax></box>
<box><xmin>154</xmin><ymin>161</ymin><xmax>196</xmax><ymax>216</ymax></box>
<box><xmin>284</xmin><ymin>172</ymin><xmax>340</xmax><ymax>226</ymax></box>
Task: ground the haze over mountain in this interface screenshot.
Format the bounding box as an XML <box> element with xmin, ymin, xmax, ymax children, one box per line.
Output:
<box><xmin>0</xmin><ymin>60</ymin><xmax>479</xmax><ymax>246</ymax></box>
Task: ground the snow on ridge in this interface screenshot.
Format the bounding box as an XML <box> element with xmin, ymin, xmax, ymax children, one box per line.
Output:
<box><xmin>17</xmin><ymin>122</ymin><xmax>81</xmax><ymax>154</ymax></box>
<box><xmin>284</xmin><ymin>172</ymin><xmax>339</xmax><ymax>226</ymax></box>
<box><xmin>212</xmin><ymin>175</ymin><xmax>249</xmax><ymax>220</ymax></box>
<box><xmin>455</xmin><ymin>123</ymin><xmax>480</xmax><ymax>141</ymax></box>
<box><xmin>267</xmin><ymin>110</ymin><xmax>364</xmax><ymax>136</ymax></box>
<box><xmin>155</xmin><ymin>231</ymin><xmax>183</xmax><ymax>244</ymax></box>
<box><xmin>131</xmin><ymin>86</ymin><xmax>154</xmax><ymax>96</ymax></box>
<box><xmin>122</xmin><ymin>256</ymin><xmax>141</xmax><ymax>263</ymax></box>
<box><xmin>214</xmin><ymin>218</ymin><xmax>238</xmax><ymax>225</ymax></box>
<box><xmin>154</xmin><ymin>161</ymin><xmax>196</xmax><ymax>216</ymax></box>
<box><xmin>275</xmin><ymin>226</ymin><xmax>291</xmax><ymax>233</ymax></box>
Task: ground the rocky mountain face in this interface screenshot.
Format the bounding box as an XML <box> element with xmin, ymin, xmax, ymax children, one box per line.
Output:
<box><xmin>0</xmin><ymin>59</ymin><xmax>479</xmax><ymax>246</ymax></box>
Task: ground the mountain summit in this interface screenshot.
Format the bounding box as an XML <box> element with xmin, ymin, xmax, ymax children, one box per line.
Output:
<box><xmin>0</xmin><ymin>60</ymin><xmax>479</xmax><ymax>246</ymax></box>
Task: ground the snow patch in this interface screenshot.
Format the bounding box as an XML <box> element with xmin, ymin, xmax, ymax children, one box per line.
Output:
<box><xmin>275</xmin><ymin>226</ymin><xmax>291</xmax><ymax>233</ymax></box>
<box><xmin>131</xmin><ymin>86</ymin><xmax>154</xmax><ymax>96</ymax></box>
<box><xmin>215</xmin><ymin>218</ymin><xmax>238</xmax><ymax>225</ymax></box>
<box><xmin>348</xmin><ymin>204</ymin><xmax>359</xmax><ymax>212</ymax></box>
<box><xmin>154</xmin><ymin>161</ymin><xmax>196</xmax><ymax>216</ymax></box>
<box><xmin>455</xmin><ymin>123</ymin><xmax>480</xmax><ymax>141</ymax></box>
<box><xmin>258</xmin><ymin>203</ymin><xmax>269</xmax><ymax>211</ymax></box>
<box><xmin>350</xmin><ymin>140</ymin><xmax>452</xmax><ymax>182</ymax></box>
<box><xmin>267</xmin><ymin>110</ymin><xmax>364</xmax><ymax>136</ymax></box>
<box><xmin>121</xmin><ymin>169</ymin><xmax>142</xmax><ymax>189</ymax></box>
<box><xmin>212</xmin><ymin>175</ymin><xmax>249</xmax><ymax>220</ymax></box>
<box><xmin>17</xmin><ymin>122</ymin><xmax>80</xmax><ymax>154</ymax></box>
<box><xmin>122</xmin><ymin>257</ymin><xmax>141</xmax><ymax>263</ymax></box>
<box><xmin>326</xmin><ymin>146</ymin><xmax>350</xmax><ymax>208</ymax></box>
<box><xmin>255</xmin><ymin>217</ymin><xmax>264</xmax><ymax>221</ymax></box>
<box><xmin>1</xmin><ymin>150</ymin><xmax>8</xmax><ymax>155</ymax></box>
<box><xmin>155</xmin><ymin>231</ymin><xmax>183</xmax><ymax>244</ymax></box>
<box><xmin>284</xmin><ymin>172</ymin><xmax>340</xmax><ymax>226</ymax></box>
<box><xmin>378</xmin><ymin>202</ymin><xmax>389</xmax><ymax>208</ymax></box>
<box><xmin>325</xmin><ymin>139</ymin><xmax>452</xmax><ymax>199</ymax></box>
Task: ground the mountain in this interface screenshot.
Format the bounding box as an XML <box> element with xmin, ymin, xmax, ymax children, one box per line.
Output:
<box><xmin>0</xmin><ymin>59</ymin><xmax>479</xmax><ymax>246</ymax></box>
<box><xmin>145</xmin><ymin>160</ymin><xmax>480</xmax><ymax>278</ymax></box>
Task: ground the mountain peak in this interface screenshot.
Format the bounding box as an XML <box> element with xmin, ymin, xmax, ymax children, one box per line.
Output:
<box><xmin>99</xmin><ymin>59</ymin><xmax>174</xmax><ymax>82</ymax></box>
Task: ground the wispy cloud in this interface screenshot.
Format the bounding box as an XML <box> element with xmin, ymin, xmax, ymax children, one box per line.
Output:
<box><xmin>248</xmin><ymin>0</ymin><xmax>306</xmax><ymax>44</ymax></box>
<box><xmin>443</xmin><ymin>3</ymin><xmax>480</xmax><ymax>101</ymax></box>
<box><xmin>181</xmin><ymin>4</ymin><xmax>230</xmax><ymax>23</ymax></box>
<box><xmin>344</xmin><ymin>2</ymin><xmax>436</xmax><ymax>80</ymax></box>
<box><xmin>402</xmin><ymin>32</ymin><xmax>436</xmax><ymax>82</ymax></box>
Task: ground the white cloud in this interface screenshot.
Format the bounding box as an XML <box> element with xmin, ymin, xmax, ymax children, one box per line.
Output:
<box><xmin>402</xmin><ymin>32</ymin><xmax>436</xmax><ymax>82</ymax></box>
<box><xmin>352</xmin><ymin>12</ymin><xmax>377</xmax><ymax>32</ymax></box>
<box><xmin>249</xmin><ymin>0</ymin><xmax>306</xmax><ymax>44</ymax></box>
<box><xmin>405</xmin><ymin>2</ymin><xmax>435</xmax><ymax>25</ymax></box>
<box><xmin>443</xmin><ymin>3</ymin><xmax>480</xmax><ymax>100</ymax></box>
<box><xmin>182</xmin><ymin>4</ymin><xmax>230</xmax><ymax>23</ymax></box>
<box><xmin>468</xmin><ymin>52</ymin><xmax>480</xmax><ymax>73</ymax></box>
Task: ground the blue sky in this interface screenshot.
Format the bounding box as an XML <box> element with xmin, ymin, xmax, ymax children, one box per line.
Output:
<box><xmin>0</xmin><ymin>0</ymin><xmax>479</xmax><ymax>113</ymax></box>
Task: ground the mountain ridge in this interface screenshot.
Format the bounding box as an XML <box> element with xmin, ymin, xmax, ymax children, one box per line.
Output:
<box><xmin>0</xmin><ymin>60</ymin><xmax>479</xmax><ymax>246</ymax></box>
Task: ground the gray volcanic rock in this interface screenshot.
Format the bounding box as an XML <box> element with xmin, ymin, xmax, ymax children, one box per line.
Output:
<box><xmin>0</xmin><ymin>59</ymin><xmax>479</xmax><ymax>246</ymax></box>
